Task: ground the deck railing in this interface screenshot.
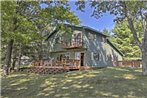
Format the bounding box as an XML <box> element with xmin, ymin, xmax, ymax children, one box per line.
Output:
<box><xmin>113</xmin><ymin>60</ymin><xmax>142</xmax><ymax>68</ymax></box>
<box><xmin>32</xmin><ymin>59</ymin><xmax>81</xmax><ymax>69</ymax></box>
<box><xmin>63</xmin><ymin>41</ymin><xmax>83</xmax><ymax>49</ymax></box>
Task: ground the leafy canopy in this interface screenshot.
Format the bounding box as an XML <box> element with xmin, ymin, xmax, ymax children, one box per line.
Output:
<box><xmin>112</xmin><ymin>21</ymin><xmax>142</xmax><ymax>58</ymax></box>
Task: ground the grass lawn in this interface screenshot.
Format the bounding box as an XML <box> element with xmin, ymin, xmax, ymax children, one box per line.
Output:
<box><xmin>1</xmin><ymin>67</ymin><xmax>147</xmax><ymax>98</ymax></box>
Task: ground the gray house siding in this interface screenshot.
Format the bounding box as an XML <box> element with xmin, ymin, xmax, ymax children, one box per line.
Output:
<box><xmin>83</xmin><ymin>29</ymin><xmax>122</xmax><ymax>67</ymax></box>
<box><xmin>46</xmin><ymin>25</ymin><xmax>123</xmax><ymax>67</ymax></box>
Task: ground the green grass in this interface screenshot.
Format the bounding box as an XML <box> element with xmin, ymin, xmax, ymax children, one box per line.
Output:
<box><xmin>1</xmin><ymin>67</ymin><xmax>147</xmax><ymax>98</ymax></box>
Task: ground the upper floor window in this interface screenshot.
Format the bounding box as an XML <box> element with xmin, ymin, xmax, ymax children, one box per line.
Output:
<box><xmin>88</xmin><ymin>32</ymin><xmax>97</xmax><ymax>40</ymax></box>
<box><xmin>72</xmin><ymin>31</ymin><xmax>82</xmax><ymax>46</ymax></box>
<box><xmin>91</xmin><ymin>52</ymin><xmax>100</xmax><ymax>61</ymax></box>
<box><xmin>94</xmin><ymin>52</ymin><xmax>100</xmax><ymax>61</ymax></box>
<box><xmin>55</xmin><ymin>37</ymin><xmax>59</xmax><ymax>43</ymax></box>
<box><xmin>88</xmin><ymin>33</ymin><xmax>94</xmax><ymax>40</ymax></box>
<box><xmin>94</xmin><ymin>34</ymin><xmax>97</xmax><ymax>40</ymax></box>
<box><xmin>55</xmin><ymin>36</ymin><xmax>63</xmax><ymax>44</ymax></box>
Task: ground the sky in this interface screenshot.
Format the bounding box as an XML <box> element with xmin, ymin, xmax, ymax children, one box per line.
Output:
<box><xmin>68</xmin><ymin>1</ymin><xmax>116</xmax><ymax>32</ymax></box>
<box><xmin>40</xmin><ymin>1</ymin><xmax>116</xmax><ymax>32</ymax></box>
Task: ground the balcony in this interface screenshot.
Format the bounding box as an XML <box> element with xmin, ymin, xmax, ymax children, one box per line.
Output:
<box><xmin>63</xmin><ymin>41</ymin><xmax>83</xmax><ymax>49</ymax></box>
<box><xmin>62</xmin><ymin>32</ymin><xmax>83</xmax><ymax>49</ymax></box>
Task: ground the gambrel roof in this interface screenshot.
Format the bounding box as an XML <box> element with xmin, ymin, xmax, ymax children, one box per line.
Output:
<box><xmin>46</xmin><ymin>24</ymin><xmax>124</xmax><ymax>56</ymax></box>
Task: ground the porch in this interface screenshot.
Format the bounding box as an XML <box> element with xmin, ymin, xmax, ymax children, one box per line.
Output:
<box><xmin>26</xmin><ymin>59</ymin><xmax>82</xmax><ymax>74</ymax></box>
<box><xmin>33</xmin><ymin>59</ymin><xmax>81</xmax><ymax>69</ymax></box>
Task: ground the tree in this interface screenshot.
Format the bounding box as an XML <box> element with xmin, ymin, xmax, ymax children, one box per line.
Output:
<box><xmin>1</xmin><ymin>1</ymin><xmax>79</xmax><ymax>75</ymax></box>
<box><xmin>1</xmin><ymin>1</ymin><xmax>37</xmax><ymax>75</ymax></box>
<box><xmin>112</xmin><ymin>20</ymin><xmax>141</xmax><ymax>59</ymax></box>
<box><xmin>76</xmin><ymin>1</ymin><xmax>147</xmax><ymax>75</ymax></box>
<box><xmin>102</xmin><ymin>28</ymin><xmax>111</xmax><ymax>36</ymax></box>
<box><xmin>32</xmin><ymin>1</ymin><xmax>79</xmax><ymax>59</ymax></box>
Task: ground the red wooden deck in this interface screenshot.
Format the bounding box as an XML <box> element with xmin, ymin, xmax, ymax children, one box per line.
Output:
<box><xmin>28</xmin><ymin>59</ymin><xmax>81</xmax><ymax>74</ymax></box>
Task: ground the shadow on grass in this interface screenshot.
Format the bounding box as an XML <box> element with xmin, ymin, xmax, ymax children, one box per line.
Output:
<box><xmin>1</xmin><ymin>67</ymin><xmax>147</xmax><ymax>98</ymax></box>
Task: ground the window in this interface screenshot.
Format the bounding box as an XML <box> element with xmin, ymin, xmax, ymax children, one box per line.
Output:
<box><xmin>60</xmin><ymin>54</ymin><xmax>68</xmax><ymax>60</ymax></box>
<box><xmin>99</xmin><ymin>54</ymin><xmax>101</xmax><ymax>61</ymax></box>
<box><xmin>94</xmin><ymin>34</ymin><xmax>97</xmax><ymax>40</ymax></box>
<box><xmin>72</xmin><ymin>32</ymin><xmax>82</xmax><ymax>46</ymax></box>
<box><xmin>55</xmin><ymin>37</ymin><xmax>59</xmax><ymax>43</ymax></box>
<box><xmin>65</xmin><ymin>52</ymin><xmax>70</xmax><ymax>60</ymax></box>
<box><xmin>91</xmin><ymin>52</ymin><xmax>101</xmax><ymax>61</ymax></box>
<box><xmin>88</xmin><ymin>33</ymin><xmax>97</xmax><ymax>40</ymax></box>
<box><xmin>94</xmin><ymin>52</ymin><xmax>100</xmax><ymax>61</ymax></box>
<box><xmin>55</xmin><ymin>36</ymin><xmax>63</xmax><ymax>44</ymax></box>
<box><xmin>75</xmin><ymin>52</ymin><xmax>81</xmax><ymax>60</ymax></box>
<box><xmin>91</xmin><ymin>52</ymin><xmax>94</xmax><ymax>60</ymax></box>
<box><xmin>106</xmin><ymin>54</ymin><xmax>112</xmax><ymax>61</ymax></box>
<box><xmin>88</xmin><ymin>33</ymin><xmax>94</xmax><ymax>40</ymax></box>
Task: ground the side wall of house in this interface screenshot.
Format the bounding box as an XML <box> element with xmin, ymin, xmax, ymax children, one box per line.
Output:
<box><xmin>83</xmin><ymin>29</ymin><xmax>122</xmax><ymax>67</ymax></box>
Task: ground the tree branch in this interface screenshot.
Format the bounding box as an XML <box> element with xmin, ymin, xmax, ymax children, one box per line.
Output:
<box><xmin>123</xmin><ymin>2</ymin><xmax>142</xmax><ymax>49</ymax></box>
<box><xmin>127</xmin><ymin>18</ymin><xmax>142</xmax><ymax>49</ymax></box>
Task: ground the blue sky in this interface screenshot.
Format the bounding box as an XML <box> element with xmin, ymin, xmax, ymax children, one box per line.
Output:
<box><xmin>68</xmin><ymin>1</ymin><xmax>115</xmax><ymax>31</ymax></box>
<box><xmin>40</xmin><ymin>1</ymin><xmax>116</xmax><ymax>32</ymax></box>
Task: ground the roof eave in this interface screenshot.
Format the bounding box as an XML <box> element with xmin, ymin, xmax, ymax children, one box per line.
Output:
<box><xmin>107</xmin><ymin>39</ymin><xmax>124</xmax><ymax>56</ymax></box>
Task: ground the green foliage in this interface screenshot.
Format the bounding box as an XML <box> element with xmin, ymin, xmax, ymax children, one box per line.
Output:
<box><xmin>112</xmin><ymin>21</ymin><xmax>141</xmax><ymax>58</ymax></box>
<box><xmin>1</xmin><ymin>1</ymin><xmax>39</xmax><ymax>44</ymax></box>
<box><xmin>102</xmin><ymin>28</ymin><xmax>111</xmax><ymax>36</ymax></box>
<box><xmin>1</xmin><ymin>1</ymin><xmax>80</xmax><ymax>63</ymax></box>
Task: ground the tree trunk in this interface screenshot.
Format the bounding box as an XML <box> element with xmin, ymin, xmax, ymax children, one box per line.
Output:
<box><xmin>38</xmin><ymin>42</ymin><xmax>43</xmax><ymax>60</ymax></box>
<box><xmin>11</xmin><ymin>47</ymin><xmax>18</xmax><ymax>71</ymax></box>
<box><xmin>11</xmin><ymin>58</ymin><xmax>16</xmax><ymax>70</ymax></box>
<box><xmin>126</xmin><ymin>16</ymin><xmax>146</xmax><ymax>75</ymax></box>
<box><xmin>16</xmin><ymin>44</ymin><xmax>22</xmax><ymax>71</ymax></box>
<box><xmin>142</xmin><ymin>50</ymin><xmax>147</xmax><ymax>75</ymax></box>
<box><xmin>3</xmin><ymin>39</ymin><xmax>14</xmax><ymax>75</ymax></box>
<box><xmin>16</xmin><ymin>55</ymin><xmax>22</xmax><ymax>72</ymax></box>
<box><xmin>142</xmin><ymin>29</ymin><xmax>147</xmax><ymax>75</ymax></box>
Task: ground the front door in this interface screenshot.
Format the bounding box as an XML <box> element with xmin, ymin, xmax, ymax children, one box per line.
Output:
<box><xmin>80</xmin><ymin>53</ymin><xmax>84</xmax><ymax>66</ymax></box>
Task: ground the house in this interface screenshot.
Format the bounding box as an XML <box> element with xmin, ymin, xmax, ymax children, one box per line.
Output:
<box><xmin>46</xmin><ymin>24</ymin><xmax>123</xmax><ymax>69</ymax></box>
